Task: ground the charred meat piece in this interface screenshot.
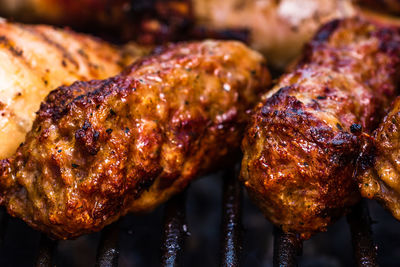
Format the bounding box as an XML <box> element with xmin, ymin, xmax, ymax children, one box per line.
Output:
<box><xmin>0</xmin><ymin>19</ymin><xmax>144</xmax><ymax>159</ymax></box>
<box><xmin>240</xmin><ymin>17</ymin><xmax>400</xmax><ymax>239</ymax></box>
<box><xmin>0</xmin><ymin>40</ymin><xmax>270</xmax><ymax>239</ymax></box>
<box><xmin>357</xmin><ymin>98</ymin><xmax>400</xmax><ymax>221</ymax></box>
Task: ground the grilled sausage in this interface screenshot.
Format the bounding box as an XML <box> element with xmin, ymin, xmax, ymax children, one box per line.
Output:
<box><xmin>240</xmin><ymin>17</ymin><xmax>400</xmax><ymax>239</ymax></box>
<box><xmin>0</xmin><ymin>40</ymin><xmax>270</xmax><ymax>239</ymax></box>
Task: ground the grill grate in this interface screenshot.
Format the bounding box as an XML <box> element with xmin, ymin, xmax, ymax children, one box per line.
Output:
<box><xmin>36</xmin><ymin>234</ymin><xmax>57</xmax><ymax>267</ymax></box>
<box><xmin>95</xmin><ymin>223</ymin><xmax>120</xmax><ymax>267</ymax></box>
<box><xmin>273</xmin><ymin>228</ymin><xmax>302</xmax><ymax>267</ymax></box>
<box><xmin>220</xmin><ymin>169</ymin><xmax>242</xmax><ymax>267</ymax></box>
<box><xmin>0</xmin><ymin>170</ymin><xmax>383</xmax><ymax>266</ymax></box>
<box><xmin>347</xmin><ymin>201</ymin><xmax>378</xmax><ymax>267</ymax></box>
<box><xmin>160</xmin><ymin>192</ymin><xmax>187</xmax><ymax>267</ymax></box>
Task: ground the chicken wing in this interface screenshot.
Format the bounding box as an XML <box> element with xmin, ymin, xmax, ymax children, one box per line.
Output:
<box><xmin>0</xmin><ymin>20</ymin><xmax>144</xmax><ymax>159</ymax></box>
<box><xmin>0</xmin><ymin>40</ymin><xmax>270</xmax><ymax>239</ymax></box>
<box><xmin>241</xmin><ymin>17</ymin><xmax>400</xmax><ymax>239</ymax></box>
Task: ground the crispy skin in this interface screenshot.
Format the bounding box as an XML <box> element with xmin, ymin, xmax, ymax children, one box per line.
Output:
<box><xmin>0</xmin><ymin>41</ymin><xmax>270</xmax><ymax>239</ymax></box>
<box><xmin>357</xmin><ymin>98</ymin><xmax>400</xmax><ymax>220</ymax></box>
<box><xmin>0</xmin><ymin>20</ymin><xmax>145</xmax><ymax>159</ymax></box>
<box><xmin>240</xmin><ymin>17</ymin><xmax>400</xmax><ymax>239</ymax></box>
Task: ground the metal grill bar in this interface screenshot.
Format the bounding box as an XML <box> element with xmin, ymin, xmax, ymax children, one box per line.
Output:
<box><xmin>161</xmin><ymin>191</ymin><xmax>187</xmax><ymax>267</ymax></box>
<box><xmin>273</xmin><ymin>227</ymin><xmax>302</xmax><ymax>267</ymax></box>
<box><xmin>95</xmin><ymin>223</ymin><xmax>120</xmax><ymax>267</ymax></box>
<box><xmin>35</xmin><ymin>234</ymin><xmax>57</xmax><ymax>267</ymax></box>
<box><xmin>347</xmin><ymin>201</ymin><xmax>378</xmax><ymax>267</ymax></box>
<box><xmin>220</xmin><ymin>168</ymin><xmax>242</xmax><ymax>267</ymax></box>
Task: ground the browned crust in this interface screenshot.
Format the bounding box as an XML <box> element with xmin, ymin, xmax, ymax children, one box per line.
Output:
<box><xmin>0</xmin><ymin>40</ymin><xmax>270</xmax><ymax>239</ymax></box>
<box><xmin>241</xmin><ymin>17</ymin><xmax>400</xmax><ymax>239</ymax></box>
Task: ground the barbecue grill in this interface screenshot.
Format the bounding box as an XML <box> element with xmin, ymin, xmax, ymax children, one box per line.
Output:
<box><xmin>0</xmin><ymin>167</ymin><xmax>399</xmax><ymax>267</ymax></box>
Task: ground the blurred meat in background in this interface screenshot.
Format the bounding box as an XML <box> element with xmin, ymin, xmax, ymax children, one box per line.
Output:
<box><xmin>355</xmin><ymin>0</ymin><xmax>400</xmax><ymax>15</ymax></box>
<box><xmin>0</xmin><ymin>0</ymin><xmax>356</xmax><ymax>69</ymax></box>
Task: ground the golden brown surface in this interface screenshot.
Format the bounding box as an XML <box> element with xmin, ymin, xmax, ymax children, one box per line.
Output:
<box><xmin>0</xmin><ymin>19</ymin><xmax>144</xmax><ymax>159</ymax></box>
<box><xmin>357</xmin><ymin>98</ymin><xmax>400</xmax><ymax>221</ymax></box>
<box><xmin>0</xmin><ymin>40</ymin><xmax>270</xmax><ymax>239</ymax></box>
<box><xmin>240</xmin><ymin>17</ymin><xmax>400</xmax><ymax>239</ymax></box>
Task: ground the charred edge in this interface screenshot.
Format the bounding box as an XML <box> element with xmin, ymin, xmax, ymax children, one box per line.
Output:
<box><xmin>297</xmin><ymin>19</ymin><xmax>341</xmax><ymax>65</ymax></box>
<box><xmin>37</xmin><ymin>83</ymin><xmax>82</xmax><ymax>120</ymax></box>
<box><xmin>261</xmin><ymin>86</ymin><xmax>295</xmax><ymax>111</ymax></box>
<box><xmin>347</xmin><ymin>201</ymin><xmax>378</xmax><ymax>267</ymax></box>
<box><xmin>273</xmin><ymin>228</ymin><xmax>303</xmax><ymax>267</ymax></box>
<box><xmin>354</xmin><ymin>133</ymin><xmax>377</xmax><ymax>179</ymax></box>
<box><xmin>37</xmin><ymin>77</ymin><xmax>115</xmax><ymax>122</ymax></box>
<box><xmin>133</xmin><ymin>168</ymin><xmax>162</xmax><ymax>199</ymax></box>
<box><xmin>161</xmin><ymin>191</ymin><xmax>187</xmax><ymax>267</ymax></box>
<box><xmin>260</xmin><ymin>86</ymin><xmax>358</xmax><ymax>152</ymax></box>
<box><xmin>75</xmin><ymin>121</ymin><xmax>100</xmax><ymax>156</ymax></box>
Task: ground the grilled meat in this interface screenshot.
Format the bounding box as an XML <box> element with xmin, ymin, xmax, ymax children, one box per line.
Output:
<box><xmin>0</xmin><ymin>40</ymin><xmax>270</xmax><ymax>239</ymax></box>
<box><xmin>0</xmin><ymin>0</ymin><xmax>356</xmax><ymax>69</ymax></box>
<box><xmin>356</xmin><ymin>98</ymin><xmax>400</xmax><ymax>221</ymax></box>
<box><xmin>240</xmin><ymin>17</ymin><xmax>400</xmax><ymax>239</ymax></box>
<box><xmin>0</xmin><ymin>19</ymin><xmax>145</xmax><ymax>159</ymax></box>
